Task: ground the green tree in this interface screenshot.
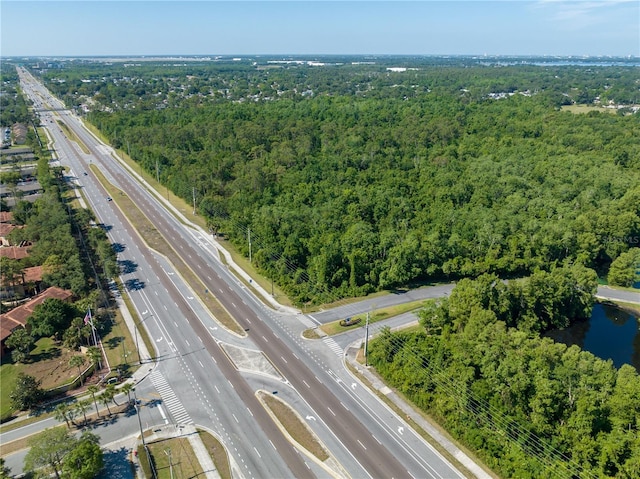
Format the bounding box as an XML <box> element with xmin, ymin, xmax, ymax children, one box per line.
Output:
<box><xmin>26</xmin><ymin>298</ymin><xmax>75</xmax><ymax>339</ymax></box>
<box><xmin>11</xmin><ymin>199</ymin><xmax>34</xmax><ymax>225</ymax></box>
<box><xmin>10</xmin><ymin>373</ymin><xmax>44</xmax><ymax>411</ymax></box>
<box><xmin>54</xmin><ymin>402</ymin><xmax>76</xmax><ymax>429</ymax></box>
<box><xmin>24</xmin><ymin>427</ymin><xmax>76</xmax><ymax>479</ymax></box>
<box><xmin>87</xmin><ymin>384</ymin><xmax>101</xmax><ymax>419</ymax></box>
<box><xmin>105</xmin><ymin>383</ymin><xmax>119</xmax><ymax>406</ymax></box>
<box><xmin>100</xmin><ymin>388</ymin><xmax>114</xmax><ymax>416</ymax></box>
<box><xmin>63</xmin><ymin>317</ymin><xmax>89</xmax><ymax>350</ymax></box>
<box><xmin>87</xmin><ymin>345</ymin><xmax>102</xmax><ymax>370</ymax></box>
<box><xmin>74</xmin><ymin>399</ymin><xmax>91</xmax><ymax>427</ymax></box>
<box><xmin>608</xmin><ymin>248</ymin><xmax>640</xmax><ymax>287</ymax></box>
<box><xmin>0</xmin><ymin>458</ymin><xmax>10</xmax><ymax>479</ymax></box>
<box><xmin>0</xmin><ymin>256</ymin><xmax>24</xmax><ymax>305</ymax></box>
<box><xmin>61</xmin><ymin>435</ymin><xmax>104</xmax><ymax>479</ymax></box>
<box><xmin>4</xmin><ymin>327</ymin><xmax>34</xmax><ymax>363</ymax></box>
<box><xmin>121</xmin><ymin>382</ymin><xmax>134</xmax><ymax>404</ymax></box>
<box><xmin>69</xmin><ymin>355</ymin><xmax>86</xmax><ymax>386</ymax></box>
<box><xmin>609</xmin><ymin>364</ymin><xmax>640</xmax><ymax>432</ymax></box>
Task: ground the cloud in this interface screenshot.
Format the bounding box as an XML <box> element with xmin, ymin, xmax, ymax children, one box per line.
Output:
<box><xmin>535</xmin><ymin>0</ymin><xmax>637</xmax><ymax>30</ymax></box>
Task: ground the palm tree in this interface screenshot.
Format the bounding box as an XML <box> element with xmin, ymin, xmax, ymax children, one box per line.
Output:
<box><xmin>121</xmin><ymin>382</ymin><xmax>134</xmax><ymax>405</ymax></box>
<box><xmin>100</xmin><ymin>389</ymin><xmax>113</xmax><ymax>416</ymax></box>
<box><xmin>54</xmin><ymin>403</ymin><xmax>72</xmax><ymax>428</ymax></box>
<box><xmin>69</xmin><ymin>355</ymin><xmax>85</xmax><ymax>386</ymax></box>
<box><xmin>87</xmin><ymin>384</ymin><xmax>101</xmax><ymax>419</ymax></box>
<box><xmin>75</xmin><ymin>399</ymin><xmax>90</xmax><ymax>427</ymax></box>
<box><xmin>86</xmin><ymin>346</ymin><xmax>102</xmax><ymax>371</ymax></box>
<box><xmin>105</xmin><ymin>383</ymin><xmax>119</xmax><ymax>406</ymax></box>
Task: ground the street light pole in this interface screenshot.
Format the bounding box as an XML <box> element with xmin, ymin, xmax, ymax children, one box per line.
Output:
<box><xmin>133</xmin><ymin>314</ymin><xmax>150</xmax><ymax>364</ymax></box>
<box><xmin>134</xmin><ymin>322</ymin><xmax>141</xmax><ymax>364</ymax></box>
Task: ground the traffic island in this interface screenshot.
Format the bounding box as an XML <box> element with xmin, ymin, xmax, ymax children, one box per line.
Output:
<box><xmin>257</xmin><ymin>390</ymin><xmax>349</xmax><ymax>479</ymax></box>
<box><xmin>133</xmin><ymin>424</ymin><xmax>223</xmax><ymax>479</ymax></box>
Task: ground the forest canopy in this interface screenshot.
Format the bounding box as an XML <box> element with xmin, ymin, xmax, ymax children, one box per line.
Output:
<box><xmin>33</xmin><ymin>59</ymin><xmax>640</xmax><ymax>304</ymax></box>
<box><xmin>369</xmin><ymin>267</ymin><xmax>640</xmax><ymax>478</ymax></box>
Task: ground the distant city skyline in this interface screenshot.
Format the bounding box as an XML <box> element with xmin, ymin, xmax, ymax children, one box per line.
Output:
<box><xmin>2</xmin><ymin>1</ymin><xmax>639</xmax><ymax>58</ymax></box>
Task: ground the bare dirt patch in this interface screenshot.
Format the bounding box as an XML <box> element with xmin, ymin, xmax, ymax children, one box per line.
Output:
<box><xmin>37</xmin><ymin>354</ymin><xmax>82</xmax><ymax>391</ymax></box>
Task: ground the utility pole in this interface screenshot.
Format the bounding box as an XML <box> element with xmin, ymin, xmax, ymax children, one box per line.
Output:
<box><xmin>364</xmin><ymin>311</ymin><xmax>370</xmax><ymax>367</ymax></box>
<box><xmin>248</xmin><ymin>227</ymin><xmax>252</xmax><ymax>263</ymax></box>
<box><xmin>134</xmin><ymin>389</ymin><xmax>146</xmax><ymax>447</ymax></box>
<box><xmin>134</xmin><ymin>389</ymin><xmax>157</xmax><ymax>478</ymax></box>
<box><xmin>192</xmin><ymin>186</ymin><xmax>196</xmax><ymax>215</ymax></box>
<box><xmin>155</xmin><ymin>159</ymin><xmax>159</xmax><ymax>183</ymax></box>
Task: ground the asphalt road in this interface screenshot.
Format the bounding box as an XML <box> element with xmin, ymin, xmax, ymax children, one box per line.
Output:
<box><xmin>17</xmin><ymin>68</ymin><xmax>310</xmax><ymax>479</ymax></box>
<box><xmin>19</xmin><ymin>68</ymin><xmax>468</xmax><ymax>478</ymax></box>
<box><xmin>20</xmin><ymin>65</ymin><xmax>640</xmax><ymax>479</ymax></box>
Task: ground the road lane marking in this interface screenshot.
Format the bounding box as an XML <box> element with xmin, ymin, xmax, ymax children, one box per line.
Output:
<box><xmin>357</xmin><ymin>439</ymin><xmax>367</xmax><ymax>450</ymax></box>
<box><xmin>150</xmin><ymin>371</ymin><xmax>193</xmax><ymax>425</ymax></box>
<box><xmin>327</xmin><ymin>407</ymin><xmax>336</xmax><ymax>416</ymax></box>
<box><xmin>158</xmin><ymin>405</ymin><xmax>169</xmax><ymax>424</ymax></box>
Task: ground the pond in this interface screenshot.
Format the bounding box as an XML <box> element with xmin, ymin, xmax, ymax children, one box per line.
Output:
<box><xmin>545</xmin><ymin>303</ymin><xmax>640</xmax><ymax>370</ymax></box>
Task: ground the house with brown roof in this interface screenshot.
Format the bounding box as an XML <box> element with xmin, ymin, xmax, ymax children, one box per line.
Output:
<box><xmin>1</xmin><ymin>265</ymin><xmax>43</xmax><ymax>300</ymax></box>
<box><xmin>0</xmin><ymin>286</ymin><xmax>73</xmax><ymax>357</ymax></box>
<box><xmin>0</xmin><ymin>211</ymin><xmax>13</xmax><ymax>223</ymax></box>
<box><xmin>0</xmin><ymin>245</ymin><xmax>30</xmax><ymax>260</ymax></box>
<box><xmin>0</xmin><ymin>223</ymin><xmax>19</xmax><ymax>246</ymax></box>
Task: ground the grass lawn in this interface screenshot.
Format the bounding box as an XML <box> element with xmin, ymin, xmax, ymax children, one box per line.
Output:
<box><xmin>138</xmin><ymin>437</ymin><xmax>203</xmax><ymax>479</ymax></box>
<box><xmin>100</xmin><ymin>302</ymin><xmax>140</xmax><ymax>379</ymax></box>
<box><xmin>0</xmin><ymin>337</ymin><xmax>81</xmax><ymax>421</ymax></box>
<box><xmin>260</xmin><ymin>391</ymin><xmax>328</xmax><ymax>461</ymax></box>
<box><xmin>198</xmin><ymin>429</ymin><xmax>231</xmax><ymax>479</ymax></box>
<box><xmin>0</xmin><ymin>362</ymin><xmax>20</xmax><ymax>421</ymax></box>
<box><xmin>562</xmin><ymin>104</ymin><xmax>618</xmax><ymax>114</ymax></box>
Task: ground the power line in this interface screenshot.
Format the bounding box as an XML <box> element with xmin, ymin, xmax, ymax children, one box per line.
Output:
<box><xmin>378</xmin><ymin>331</ymin><xmax>600</xmax><ymax>479</ymax></box>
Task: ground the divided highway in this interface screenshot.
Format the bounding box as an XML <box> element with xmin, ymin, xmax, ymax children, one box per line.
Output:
<box><xmin>16</xmin><ymin>67</ymin><xmax>468</xmax><ymax>478</ymax></box>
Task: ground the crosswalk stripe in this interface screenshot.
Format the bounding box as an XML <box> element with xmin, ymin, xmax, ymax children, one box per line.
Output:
<box><xmin>150</xmin><ymin>370</ymin><xmax>194</xmax><ymax>425</ymax></box>
<box><xmin>323</xmin><ymin>337</ymin><xmax>344</xmax><ymax>357</ymax></box>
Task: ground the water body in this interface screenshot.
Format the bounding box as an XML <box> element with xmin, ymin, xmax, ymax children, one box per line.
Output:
<box><xmin>546</xmin><ymin>304</ymin><xmax>640</xmax><ymax>370</ymax></box>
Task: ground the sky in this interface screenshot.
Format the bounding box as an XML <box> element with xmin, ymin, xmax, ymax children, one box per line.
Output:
<box><xmin>1</xmin><ymin>1</ymin><xmax>639</xmax><ymax>57</ymax></box>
